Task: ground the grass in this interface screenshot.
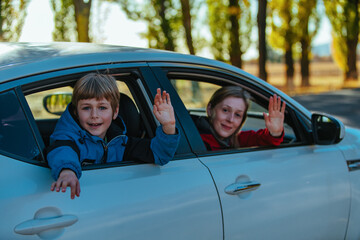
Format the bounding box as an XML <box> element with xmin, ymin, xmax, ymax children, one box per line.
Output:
<box><xmin>243</xmin><ymin>61</ymin><xmax>360</xmax><ymax>96</ymax></box>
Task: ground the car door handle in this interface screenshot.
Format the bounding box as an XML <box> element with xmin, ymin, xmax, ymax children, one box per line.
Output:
<box><xmin>225</xmin><ymin>181</ymin><xmax>261</xmax><ymax>195</ymax></box>
<box><xmin>14</xmin><ymin>214</ymin><xmax>78</xmax><ymax>235</ymax></box>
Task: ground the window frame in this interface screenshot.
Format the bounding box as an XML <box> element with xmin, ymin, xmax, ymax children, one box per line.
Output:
<box><xmin>0</xmin><ymin>88</ymin><xmax>45</xmax><ymax>164</ymax></box>
<box><xmin>150</xmin><ymin>64</ymin><xmax>311</xmax><ymax>156</ymax></box>
<box><xmin>0</xmin><ymin>63</ymin><xmax>192</xmax><ymax>169</ymax></box>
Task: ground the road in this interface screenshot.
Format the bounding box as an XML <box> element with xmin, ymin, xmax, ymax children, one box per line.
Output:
<box><xmin>293</xmin><ymin>88</ymin><xmax>360</xmax><ymax>129</ymax></box>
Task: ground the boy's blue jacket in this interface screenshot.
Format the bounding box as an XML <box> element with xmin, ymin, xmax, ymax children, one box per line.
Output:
<box><xmin>47</xmin><ymin>104</ymin><xmax>180</xmax><ymax>180</ymax></box>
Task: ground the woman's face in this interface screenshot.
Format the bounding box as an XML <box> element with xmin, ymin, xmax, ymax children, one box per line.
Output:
<box><xmin>208</xmin><ymin>96</ymin><xmax>246</xmax><ymax>139</ymax></box>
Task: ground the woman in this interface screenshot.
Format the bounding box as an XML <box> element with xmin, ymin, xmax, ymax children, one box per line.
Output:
<box><xmin>194</xmin><ymin>86</ymin><xmax>285</xmax><ymax>151</ymax></box>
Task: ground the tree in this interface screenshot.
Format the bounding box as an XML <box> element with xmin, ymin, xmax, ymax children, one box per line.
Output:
<box><xmin>268</xmin><ymin>0</ymin><xmax>297</xmax><ymax>90</ymax></box>
<box><xmin>297</xmin><ymin>0</ymin><xmax>320</xmax><ymax>87</ymax></box>
<box><xmin>207</xmin><ymin>0</ymin><xmax>227</xmax><ymax>62</ymax></box>
<box><xmin>324</xmin><ymin>0</ymin><xmax>359</xmax><ymax>82</ymax></box>
<box><xmin>180</xmin><ymin>0</ymin><xmax>194</xmax><ymax>54</ymax></box>
<box><xmin>179</xmin><ymin>0</ymin><xmax>203</xmax><ymax>101</ymax></box>
<box><xmin>119</xmin><ymin>0</ymin><xmax>180</xmax><ymax>51</ymax></box>
<box><xmin>0</xmin><ymin>0</ymin><xmax>29</xmax><ymax>41</ymax></box>
<box><xmin>207</xmin><ymin>0</ymin><xmax>252</xmax><ymax>67</ymax></box>
<box><xmin>257</xmin><ymin>0</ymin><xmax>267</xmax><ymax>81</ymax></box>
<box><xmin>51</xmin><ymin>0</ymin><xmax>92</xmax><ymax>42</ymax></box>
<box><xmin>51</xmin><ymin>0</ymin><xmax>76</xmax><ymax>41</ymax></box>
<box><xmin>120</xmin><ymin>0</ymin><xmax>205</xmax><ymax>101</ymax></box>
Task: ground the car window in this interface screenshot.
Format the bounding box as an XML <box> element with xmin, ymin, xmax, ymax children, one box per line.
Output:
<box><xmin>25</xmin><ymin>78</ymin><xmax>140</xmax><ymax>148</ymax></box>
<box><xmin>173</xmin><ymin>79</ymin><xmax>273</xmax><ymax>132</ymax></box>
<box><xmin>0</xmin><ymin>90</ymin><xmax>41</xmax><ymax>159</ymax></box>
<box><xmin>26</xmin><ymin>82</ymin><xmax>132</xmax><ymax>120</ymax></box>
<box><xmin>169</xmin><ymin>77</ymin><xmax>297</xmax><ymax>150</ymax></box>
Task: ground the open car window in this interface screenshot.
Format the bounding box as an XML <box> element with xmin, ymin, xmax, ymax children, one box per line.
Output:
<box><xmin>168</xmin><ymin>75</ymin><xmax>299</xmax><ymax>151</ymax></box>
<box><xmin>25</xmin><ymin>77</ymin><xmax>142</xmax><ymax>147</ymax></box>
<box><xmin>20</xmin><ymin>69</ymin><xmax>181</xmax><ymax>167</ymax></box>
<box><xmin>26</xmin><ymin>82</ymin><xmax>133</xmax><ymax>120</ymax></box>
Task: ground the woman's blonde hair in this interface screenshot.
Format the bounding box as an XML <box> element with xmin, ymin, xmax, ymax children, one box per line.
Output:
<box><xmin>207</xmin><ymin>85</ymin><xmax>251</xmax><ymax>147</ymax></box>
<box><xmin>72</xmin><ymin>73</ymin><xmax>120</xmax><ymax>112</ymax></box>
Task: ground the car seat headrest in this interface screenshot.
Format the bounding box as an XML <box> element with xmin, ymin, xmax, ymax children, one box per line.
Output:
<box><xmin>118</xmin><ymin>93</ymin><xmax>142</xmax><ymax>138</ymax></box>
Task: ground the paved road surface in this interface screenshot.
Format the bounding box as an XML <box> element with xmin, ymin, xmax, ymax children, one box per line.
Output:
<box><xmin>293</xmin><ymin>88</ymin><xmax>360</xmax><ymax>129</ymax></box>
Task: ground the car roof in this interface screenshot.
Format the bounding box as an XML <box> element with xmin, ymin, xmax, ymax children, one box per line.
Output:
<box><xmin>0</xmin><ymin>42</ymin><xmax>246</xmax><ymax>82</ymax></box>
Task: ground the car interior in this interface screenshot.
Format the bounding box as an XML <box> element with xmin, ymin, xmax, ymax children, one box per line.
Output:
<box><xmin>36</xmin><ymin>92</ymin><xmax>144</xmax><ymax>149</ymax></box>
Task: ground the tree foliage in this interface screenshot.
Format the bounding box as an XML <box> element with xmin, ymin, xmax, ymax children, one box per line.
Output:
<box><xmin>0</xmin><ymin>0</ymin><xmax>29</xmax><ymax>41</ymax></box>
<box><xmin>51</xmin><ymin>0</ymin><xmax>76</xmax><ymax>41</ymax></box>
<box><xmin>207</xmin><ymin>0</ymin><xmax>252</xmax><ymax>67</ymax></box>
<box><xmin>119</xmin><ymin>0</ymin><xmax>181</xmax><ymax>51</ymax></box>
<box><xmin>324</xmin><ymin>0</ymin><xmax>359</xmax><ymax>81</ymax></box>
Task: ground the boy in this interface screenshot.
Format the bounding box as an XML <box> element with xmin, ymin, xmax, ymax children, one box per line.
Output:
<box><xmin>47</xmin><ymin>73</ymin><xmax>180</xmax><ymax>199</ymax></box>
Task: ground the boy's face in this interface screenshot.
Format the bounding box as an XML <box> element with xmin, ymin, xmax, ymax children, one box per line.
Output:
<box><xmin>76</xmin><ymin>97</ymin><xmax>119</xmax><ymax>139</ymax></box>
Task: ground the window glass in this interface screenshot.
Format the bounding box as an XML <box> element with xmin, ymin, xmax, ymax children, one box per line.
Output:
<box><xmin>26</xmin><ymin>86</ymin><xmax>73</xmax><ymax>120</ymax></box>
<box><xmin>171</xmin><ymin>79</ymin><xmax>220</xmax><ymax>110</ymax></box>
<box><xmin>0</xmin><ymin>90</ymin><xmax>40</xmax><ymax>159</ymax></box>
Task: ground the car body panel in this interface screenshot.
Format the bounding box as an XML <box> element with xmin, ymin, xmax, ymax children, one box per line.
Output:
<box><xmin>0</xmin><ymin>155</ymin><xmax>222</xmax><ymax>239</ymax></box>
<box><xmin>199</xmin><ymin>144</ymin><xmax>351</xmax><ymax>239</ymax></box>
<box><xmin>335</xmin><ymin>127</ymin><xmax>360</xmax><ymax>240</ymax></box>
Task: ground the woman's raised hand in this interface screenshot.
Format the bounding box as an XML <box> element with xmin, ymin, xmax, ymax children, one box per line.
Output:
<box><xmin>263</xmin><ymin>94</ymin><xmax>286</xmax><ymax>137</ymax></box>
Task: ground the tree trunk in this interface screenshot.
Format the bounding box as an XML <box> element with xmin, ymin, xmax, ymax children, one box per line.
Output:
<box><xmin>300</xmin><ymin>37</ymin><xmax>310</xmax><ymax>87</ymax></box>
<box><xmin>285</xmin><ymin>45</ymin><xmax>295</xmax><ymax>90</ymax></box>
<box><xmin>346</xmin><ymin>38</ymin><xmax>358</xmax><ymax>81</ymax></box>
<box><xmin>228</xmin><ymin>0</ymin><xmax>242</xmax><ymax>68</ymax></box>
<box><xmin>179</xmin><ymin>0</ymin><xmax>202</xmax><ymax>102</ymax></box>
<box><xmin>257</xmin><ymin>0</ymin><xmax>267</xmax><ymax>81</ymax></box>
<box><xmin>345</xmin><ymin>0</ymin><xmax>359</xmax><ymax>82</ymax></box>
<box><xmin>73</xmin><ymin>0</ymin><xmax>92</xmax><ymax>42</ymax></box>
<box><xmin>180</xmin><ymin>0</ymin><xmax>195</xmax><ymax>55</ymax></box>
<box><xmin>157</xmin><ymin>0</ymin><xmax>175</xmax><ymax>51</ymax></box>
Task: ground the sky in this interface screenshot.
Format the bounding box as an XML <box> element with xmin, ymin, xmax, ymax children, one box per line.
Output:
<box><xmin>19</xmin><ymin>0</ymin><xmax>148</xmax><ymax>47</ymax></box>
<box><xmin>19</xmin><ymin>0</ymin><xmax>332</xmax><ymax>60</ymax></box>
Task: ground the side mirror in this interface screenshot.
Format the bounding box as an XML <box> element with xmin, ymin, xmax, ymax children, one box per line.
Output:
<box><xmin>311</xmin><ymin>113</ymin><xmax>345</xmax><ymax>145</ymax></box>
<box><xmin>43</xmin><ymin>93</ymin><xmax>72</xmax><ymax>115</ymax></box>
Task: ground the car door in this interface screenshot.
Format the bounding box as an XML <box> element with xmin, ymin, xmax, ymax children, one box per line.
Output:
<box><xmin>1</xmin><ymin>154</ymin><xmax>222</xmax><ymax>240</ymax></box>
<box><xmin>151</xmin><ymin>65</ymin><xmax>351</xmax><ymax>240</ymax></box>
<box><xmin>199</xmin><ymin>145</ymin><xmax>350</xmax><ymax>240</ymax></box>
<box><xmin>0</xmin><ymin>66</ymin><xmax>223</xmax><ymax>239</ymax></box>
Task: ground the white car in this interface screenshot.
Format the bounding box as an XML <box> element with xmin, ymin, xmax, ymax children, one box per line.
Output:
<box><xmin>1</xmin><ymin>42</ymin><xmax>360</xmax><ymax>240</ymax></box>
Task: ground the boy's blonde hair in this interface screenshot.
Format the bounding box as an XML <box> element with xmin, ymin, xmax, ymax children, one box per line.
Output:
<box><xmin>72</xmin><ymin>73</ymin><xmax>120</xmax><ymax>112</ymax></box>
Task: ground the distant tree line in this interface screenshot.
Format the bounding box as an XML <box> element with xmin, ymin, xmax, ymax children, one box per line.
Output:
<box><xmin>1</xmin><ymin>0</ymin><xmax>359</xmax><ymax>85</ymax></box>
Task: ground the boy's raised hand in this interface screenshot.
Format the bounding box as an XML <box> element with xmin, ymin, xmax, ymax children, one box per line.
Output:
<box><xmin>263</xmin><ymin>94</ymin><xmax>286</xmax><ymax>137</ymax></box>
<box><xmin>51</xmin><ymin>169</ymin><xmax>80</xmax><ymax>199</ymax></box>
<box><xmin>153</xmin><ymin>88</ymin><xmax>176</xmax><ymax>135</ymax></box>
